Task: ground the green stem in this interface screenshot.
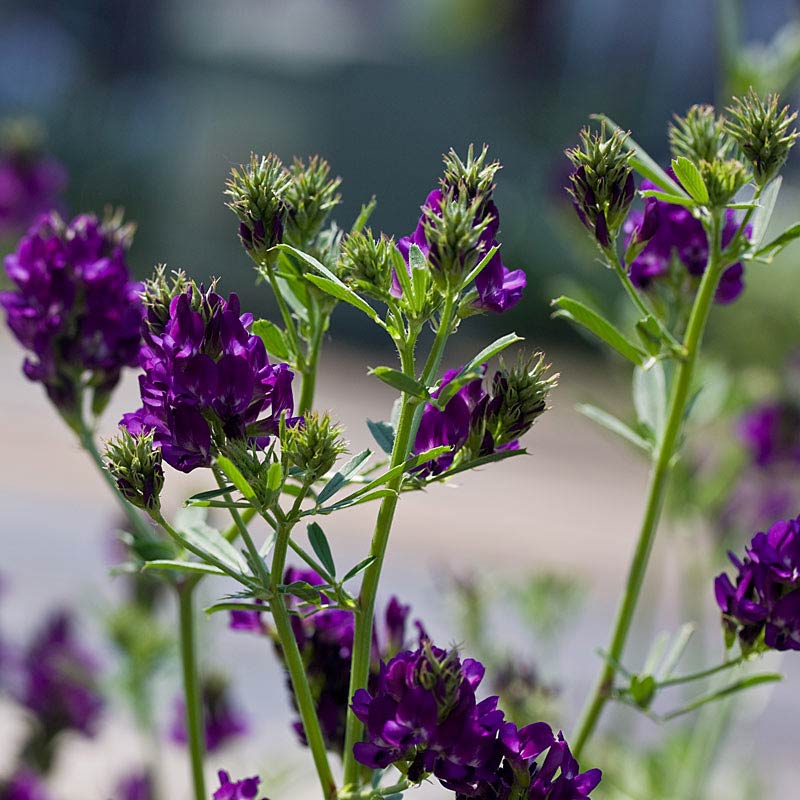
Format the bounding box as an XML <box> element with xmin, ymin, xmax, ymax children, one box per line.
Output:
<box><xmin>268</xmin><ymin>511</ymin><xmax>337</xmax><ymax>800</ymax></box>
<box><xmin>299</xmin><ymin>304</ymin><xmax>327</xmax><ymax>415</ymax></box>
<box><xmin>263</xmin><ymin>259</ymin><xmax>304</xmax><ymax>370</ymax></box>
<box><xmin>177</xmin><ymin>581</ymin><xmax>206</xmax><ymax>800</ymax></box>
<box><xmin>339</xmin><ymin>780</ymin><xmax>411</xmax><ymax>800</ymax></box>
<box><xmin>657</xmin><ymin>654</ymin><xmax>749</xmax><ymax>688</ymax></box>
<box><xmin>571</xmin><ymin>211</ymin><xmax>726</xmax><ymax>759</ymax></box>
<box><xmin>341</xmin><ymin>343</ymin><xmax>419</xmax><ymax>790</ymax></box>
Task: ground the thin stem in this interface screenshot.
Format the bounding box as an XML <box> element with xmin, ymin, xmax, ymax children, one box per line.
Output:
<box><xmin>657</xmin><ymin>655</ymin><xmax>749</xmax><ymax>688</ymax></box>
<box><xmin>177</xmin><ymin>581</ymin><xmax>206</xmax><ymax>800</ymax></box>
<box><xmin>342</xmin><ymin>342</ymin><xmax>419</xmax><ymax>790</ymax></box>
<box><xmin>339</xmin><ymin>780</ymin><xmax>411</xmax><ymax>800</ymax></box>
<box><xmin>299</xmin><ymin>303</ymin><xmax>327</xmax><ymax>415</ymax></box>
<box><xmin>571</xmin><ymin>211</ymin><xmax>726</xmax><ymax>759</ymax></box>
<box><xmin>267</xmin><ymin>514</ymin><xmax>337</xmax><ymax>800</ymax></box>
<box><xmin>262</xmin><ymin>258</ymin><xmax>304</xmax><ymax>370</ymax></box>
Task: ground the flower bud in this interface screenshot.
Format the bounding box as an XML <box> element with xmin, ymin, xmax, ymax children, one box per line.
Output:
<box><xmin>105</xmin><ymin>429</ymin><xmax>164</xmax><ymax>512</ymax></box>
<box><xmin>283</xmin><ymin>156</ymin><xmax>342</xmax><ymax>247</ymax></box>
<box><xmin>566</xmin><ymin>124</ymin><xmax>634</xmax><ymax>248</ymax></box>
<box><xmin>142</xmin><ymin>264</ymin><xmax>190</xmax><ymax>336</ymax></box>
<box><xmin>441</xmin><ymin>143</ymin><xmax>501</xmax><ymax>212</ymax></box>
<box><xmin>337</xmin><ymin>229</ymin><xmax>396</xmax><ymax>299</ymax></box>
<box><xmin>281</xmin><ymin>411</ymin><xmax>347</xmax><ymax>482</ymax></box>
<box><xmin>698</xmin><ymin>157</ymin><xmax>749</xmax><ymax>206</ymax></box>
<box><xmin>669</xmin><ymin>104</ymin><xmax>733</xmax><ymax>163</ymax></box>
<box><xmin>725</xmin><ymin>88</ymin><xmax>799</xmax><ymax>186</ymax></box>
<box><xmin>225</xmin><ymin>153</ymin><xmax>290</xmax><ymax>259</ymax></box>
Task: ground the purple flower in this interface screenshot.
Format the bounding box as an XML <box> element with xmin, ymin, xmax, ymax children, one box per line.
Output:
<box><xmin>715</xmin><ymin>514</ymin><xmax>800</xmax><ymax>651</ymax></box>
<box><xmin>1</xmin><ymin>212</ymin><xmax>143</xmax><ymax>415</ymax></box>
<box><xmin>115</xmin><ymin>771</ymin><xmax>154</xmax><ymax>800</ymax></box>
<box><xmin>396</xmin><ymin>189</ymin><xmax>526</xmax><ymax>313</ymax></box>
<box><xmin>16</xmin><ymin>612</ymin><xmax>103</xmax><ymax>738</ymax></box>
<box><xmin>352</xmin><ymin>641</ymin><xmax>505</xmax><ymax>795</ymax></box>
<box><xmin>739</xmin><ymin>402</ymin><xmax>800</xmax><ymax>468</ymax></box>
<box><xmin>213</xmin><ymin>771</ymin><xmax>268</xmax><ymax>800</ymax></box>
<box><xmin>624</xmin><ymin>180</ymin><xmax>750</xmax><ymax>304</ymax></box>
<box><xmin>0</xmin><ymin>771</ymin><xmax>51</xmax><ymax>800</ymax></box>
<box><xmin>0</xmin><ymin>151</ymin><xmax>66</xmax><ymax>234</ymax></box>
<box><xmin>121</xmin><ymin>284</ymin><xmax>298</xmax><ymax>472</ymax></box>
<box><xmin>229</xmin><ymin>599</ymin><xmax>269</xmax><ymax>635</ymax></box>
<box><xmin>170</xmin><ymin>675</ymin><xmax>247</xmax><ymax>752</ymax></box>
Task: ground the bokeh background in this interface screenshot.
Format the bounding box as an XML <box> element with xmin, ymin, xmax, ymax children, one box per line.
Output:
<box><xmin>2</xmin><ymin>1</ymin><xmax>800</xmax><ymax>798</ymax></box>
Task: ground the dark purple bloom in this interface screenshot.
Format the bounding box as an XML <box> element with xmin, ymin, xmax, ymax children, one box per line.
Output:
<box><xmin>352</xmin><ymin>641</ymin><xmax>505</xmax><ymax>795</ymax></box>
<box><xmin>0</xmin><ymin>771</ymin><xmax>51</xmax><ymax>800</ymax></box>
<box><xmin>0</xmin><ymin>151</ymin><xmax>66</xmax><ymax>234</ymax></box>
<box><xmin>229</xmin><ymin>598</ymin><xmax>269</xmax><ymax>635</ymax></box>
<box><xmin>715</xmin><ymin>514</ymin><xmax>800</xmax><ymax>651</ymax></box>
<box><xmin>115</xmin><ymin>771</ymin><xmax>154</xmax><ymax>800</ymax></box>
<box><xmin>624</xmin><ymin>180</ymin><xmax>750</xmax><ymax>304</ymax></box>
<box><xmin>170</xmin><ymin>675</ymin><xmax>247</xmax><ymax>752</ymax></box>
<box><xmin>739</xmin><ymin>402</ymin><xmax>800</xmax><ymax>468</ymax></box>
<box><xmin>1</xmin><ymin>212</ymin><xmax>143</xmax><ymax>415</ymax></box>
<box><xmin>213</xmin><ymin>771</ymin><xmax>268</xmax><ymax>800</ymax></box>
<box><xmin>15</xmin><ymin>612</ymin><xmax>104</xmax><ymax>738</ymax></box>
<box><xmin>396</xmin><ymin>189</ymin><xmax>526</xmax><ymax>313</ymax></box>
<box><xmin>121</xmin><ymin>284</ymin><xmax>298</xmax><ymax>472</ymax></box>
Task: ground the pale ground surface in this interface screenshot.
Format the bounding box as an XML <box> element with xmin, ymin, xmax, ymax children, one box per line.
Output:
<box><xmin>0</xmin><ymin>327</ymin><xmax>796</xmax><ymax>798</ymax></box>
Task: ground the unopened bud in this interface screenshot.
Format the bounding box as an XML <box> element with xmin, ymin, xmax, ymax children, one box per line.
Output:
<box><xmin>283</xmin><ymin>156</ymin><xmax>342</xmax><ymax>247</ymax></box>
<box><xmin>338</xmin><ymin>229</ymin><xmax>396</xmax><ymax>299</ymax></box>
<box><xmin>281</xmin><ymin>411</ymin><xmax>347</xmax><ymax>482</ymax></box>
<box><xmin>105</xmin><ymin>429</ymin><xmax>164</xmax><ymax>512</ymax></box>
<box><xmin>669</xmin><ymin>104</ymin><xmax>733</xmax><ymax>164</ymax></box>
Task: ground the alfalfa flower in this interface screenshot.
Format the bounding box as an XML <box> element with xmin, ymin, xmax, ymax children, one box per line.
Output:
<box><xmin>105</xmin><ymin>429</ymin><xmax>164</xmax><ymax>512</ymax></box>
<box><xmin>213</xmin><ymin>771</ymin><xmax>268</xmax><ymax>800</ymax></box>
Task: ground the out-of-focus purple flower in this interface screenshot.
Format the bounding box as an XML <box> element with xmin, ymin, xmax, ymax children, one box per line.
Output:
<box><xmin>121</xmin><ymin>284</ymin><xmax>299</xmax><ymax>472</ymax></box>
<box><xmin>15</xmin><ymin>612</ymin><xmax>104</xmax><ymax>739</ymax></box>
<box><xmin>229</xmin><ymin>598</ymin><xmax>269</xmax><ymax>635</ymax></box>
<box><xmin>170</xmin><ymin>675</ymin><xmax>246</xmax><ymax>752</ymax></box>
<box><xmin>115</xmin><ymin>771</ymin><xmax>154</xmax><ymax>800</ymax></box>
<box><xmin>624</xmin><ymin>179</ymin><xmax>750</xmax><ymax>304</ymax></box>
<box><xmin>213</xmin><ymin>771</ymin><xmax>268</xmax><ymax>800</ymax></box>
<box><xmin>396</xmin><ymin>188</ymin><xmax>526</xmax><ymax>313</ymax></box>
<box><xmin>739</xmin><ymin>402</ymin><xmax>800</xmax><ymax>468</ymax></box>
<box><xmin>0</xmin><ymin>151</ymin><xmax>66</xmax><ymax>235</ymax></box>
<box><xmin>715</xmin><ymin>514</ymin><xmax>800</xmax><ymax>651</ymax></box>
<box><xmin>0</xmin><ymin>771</ymin><xmax>51</xmax><ymax>800</ymax></box>
<box><xmin>352</xmin><ymin>640</ymin><xmax>505</xmax><ymax>795</ymax></box>
<box><xmin>1</xmin><ymin>212</ymin><xmax>143</xmax><ymax>416</ymax></box>
<box><xmin>457</xmin><ymin>721</ymin><xmax>601</xmax><ymax>800</ymax></box>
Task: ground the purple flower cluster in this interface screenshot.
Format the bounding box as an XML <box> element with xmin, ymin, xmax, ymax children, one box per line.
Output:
<box><xmin>0</xmin><ymin>771</ymin><xmax>51</xmax><ymax>800</ymax></box>
<box><xmin>115</xmin><ymin>771</ymin><xmax>154</xmax><ymax>800</ymax></box>
<box><xmin>739</xmin><ymin>402</ymin><xmax>800</xmax><ymax>468</ymax></box>
<box><xmin>214</xmin><ymin>771</ymin><xmax>268</xmax><ymax>800</ymax></box>
<box><xmin>121</xmin><ymin>285</ymin><xmax>297</xmax><ymax>472</ymax></box>
<box><xmin>15</xmin><ymin>612</ymin><xmax>104</xmax><ymax>738</ymax></box>
<box><xmin>352</xmin><ymin>641</ymin><xmax>600</xmax><ymax>798</ymax></box>
<box><xmin>624</xmin><ymin>182</ymin><xmax>750</xmax><ymax>304</ymax></box>
<box><xmin>397</xmin><ymin>189</ymin><xmax>526</xmax><ymax>313</ymax></box>
<box><xmin>230</xmin><ymin>567</ymin><xmax>411</xmax><ymax>755</ymax></box>
<box><xmin>715</xmin><ymin>514</ymin><xmax>800</xmax><ymax>651</ymax></box>
<box><xmin>0</xmin><ymin>151</ymin><xmax>66</xmax><ymax>235</ymax></box>
<box><xmin>170</xmin><ymin>675</ymin><xmax>247</xmax><ymax>752</ymax></box>
<box><xmin>1</xmin><ymin>212</ymin><xmax>143</xmax><ymax>414</ymax></box>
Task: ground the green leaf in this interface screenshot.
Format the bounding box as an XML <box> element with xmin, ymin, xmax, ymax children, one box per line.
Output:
<box><xmin>307</xmin><ymin>522</ymin><xmax>336</xmax><ymax>577</ymax></box>
<box><xmin>369</xmin><ymin>366</ymin><xmax>429</xmax><ymax>399</ymax></box>
<box><xmin>178</xmin><ymin>514</ymin><xmax>249</xmax><ymax>574</ymax></box>
<box><xmin>576</xmin><ymin>403</ymin><xmax>652</xmax><ymax>452</ymax></box>
<box><xmin>317</xmin><ymin>449</ymin><xmax>372</xmax><ymax>504</ymax></box>
<box><xmin>671</xmin><ymin>157</ymin><xmax>709</xmax><ymax>203</ymax></box>
<box><xmin>351</xmin><ymin>196</ymin><xmax>377</xmax><ymax>233</ymax></box>
<box><xmin>266</xmin><ymin>461</ymin><xmax>283</xmax><ymax>492</ymax></box>
<box><xmin>322</xmin><ymin>488</ymin><xmax>397</xmax><ymax>513</ymax></box>
<box><xmin>660</xmin><ymin>673</ymin><xmax>782</xmax><ymax>721</ymax></box>
<box><xmin>282</xmin><ymin>580</ymin><xmax>323</xmax><ymax>605</ymax></box>
<box><xmin>143</xmin><ymin>560</ymin><xmax>226</xmax><ymax>576</ymax></box>
<box><xmin>751</xmin><ymin>221</ymin><xmax>800</xmax><ymax>263</ymax></box>
<box><xmin>186</xmin><ymin>486</ymin><xmax>236</xmax><ymax>503</ymax></box>
<box><xmin>552</xmin><ymin>296</ymin><xmax>646</xmax><ymax>365</ymax></box>
<box><xmin>424</xmin><ymin>448</ymin><xmax>526</xmax><ymax>481</ymax></box>
<box><xmin>205</xmin><ymin>600</ymin><xmax>268</xmax><ymax>616</ymax></box>
<box><xmin>305</xmin><ymin>273</ymin><xmax>381</xmax><ymax>323</ymax></box>
<box><xmin>749</xmin><ymin>176</ymin><xmax>782</xmax><ymax>248</ymax></box>
<box><xmin>435</xmin><ymin>333</ymin><xmax>523</xmax><ymax>408</ymax></box>
<box><xmin>591</xmin><ymin>114</ymin><xmax>688</xmax><ymax>197</ymax></box>
<box><xmin>252</xmin><ymin>319</ymin><xmax>290</xmax><ymax>360</ymax></box>
<box><xmin>639</xmin><ymin>189</ymin><xmax>698</xmax><ymax>208</ymax></box>
<box><xmin>461</xmin><ymin>244</ymin><xmax>500</xmax><ymax>290</ymax></box>
<box><xmin>633</xmin><ymin>362</ymin><xmax>667</xmax><ymax>445</ymax></box>
<box><xmin>367</xmin><ymin>419</ymin><xmax>395</xmax><ymax>455</ymax></box>
<box><xmin>342</xmin><ymin>556</ymin><xmax>377</xmax><ymax>583</ymax></box>
<box><xmin>215</xmin><ymin>456</ymin><xmax>256</xmax><ymax>501</ymax></box>
<box><xmin>629</xmin><ymin>674</ymin><xmax>657</xmax><ymax>709</ymax></box>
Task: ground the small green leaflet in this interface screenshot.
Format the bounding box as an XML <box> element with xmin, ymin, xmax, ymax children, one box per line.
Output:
<box><xmin>367</xmin><ymin>419</ymin><xmax>395</xmax><ymax>455</ymax></box>
<box><xmin>307</xmin><ymin>523</ymin><xmax>336</xmax><ymax>577</ymax></box>
<box><xmin>576</xmin><ymin>404</ymin><xmax>652</xmax><ymax>452</ymax></box>
<box><xmin>369</xmin><ymin>366</ymin><xmax>429</xmax><ymax>399</ymax></box>
<box><xmin>670</xmin><ymin>157</ymin><xmax>709</xmax><ymax>203</ymax></box>
<box><xmin>316</xmin><ymin>449</ymin><xmax>372</xmax><ymax>504</ymax></box>
<box><xmin>750</xmin><ymin>221</ymin><xmax>800</xmax><ymax>263</ymax></box>
<box><xmin>252</xmin><ymin>319</ymin><xmax>290</xmax><ymax>360</ymax></box>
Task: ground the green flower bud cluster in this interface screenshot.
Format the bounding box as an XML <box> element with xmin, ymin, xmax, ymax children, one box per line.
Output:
<box><xmin>669</xmin><ymin>104</ymin><xmax>734</xmax><ymax>164</ymax></box>
<box><xmin>281</xmin><ymin>411</ymin><xmax>347</xmax><ymax>483</ymax></box>
<box><xmin>105</xmin><ymin>429</ymin><xmax>164</xmax><ymax>512</ymax></box>
<box><xmin>142</xmin><ymin>265</ymin><xmax>190</xmax><ymax>335</ymax></box>
<box><xmin>337</xmin><ymin>229</ymin><xmax>397</xmax><ymax>300</ymax></box>
<box><xmin>441</xmin><ymin>144</ymin><xmax>501</xmax><ymax>208</ymax></box>
<box><xmin>283</xmin><ymin>155</ymin><xmax>342</xmax><ymax>247</ymax></box>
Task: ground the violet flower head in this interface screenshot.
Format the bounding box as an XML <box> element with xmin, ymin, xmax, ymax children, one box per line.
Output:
<box><xmin>458</xmin><ymin>721</ymin><xmax>601</xmax><ymax>800</ymax></box>
<box><xmin>1</xmin><ymin>212</ymin><xmax>143</xmax><ymax>417</ymax></box>
<box><xmin>170</xmin><ymin>674</ymin><xmax>247</xmax><ymax>752</ymax></box>
<box><xmin>214</xmin><ymin>771</ymin><xmax>269</xmax><ymax>800</ymax></box>
<box><xmin>268</xmin><ymin>567</ymin><xmax>413</xmax><ymax>756</ymax></box>
<box><xmin>0</xmin><ymin>771</ymin><xmax>51</xmax><ymax>800</ymax></box>
<box><xmin>229</xmin><ymin>598</ymin><xmax>269</xmax><ymax>635</ymax></box>
<box><xmin>715</xmin><ymin>514</ymin><xmax>800</xmax><ymax>651</ymax></box>
<box><xmin>16</xmin><ymin>611</ymin><xmax>104</xmax><ymax>738</ymax></box>
<box><xmin>0</xmin><ymin>145</ymin><xmax>66</xmax><ymax>234</ymax></box>
<box><xmin>624</xmin><ymin>179</ymin><xmax>750</xmax><ymax>304</ymax></box>
<box><xmin>115</xmin><ymin>771</ymin><xmax>154</xmax><ymax>800</ymax></box>
<box><xmin>739</xmin><ymin>401</ymin><xmax>800</xmax><ymax>468</ymax></box>
<box><xmin>352</xmin><ymin>640</ymin><xmax>505</xmax><ymax>795</ymax></box>
<box><xmin>121</xmin><ymin>282</ymin><xmax>299</xmax><ymax>473</ymax></box>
